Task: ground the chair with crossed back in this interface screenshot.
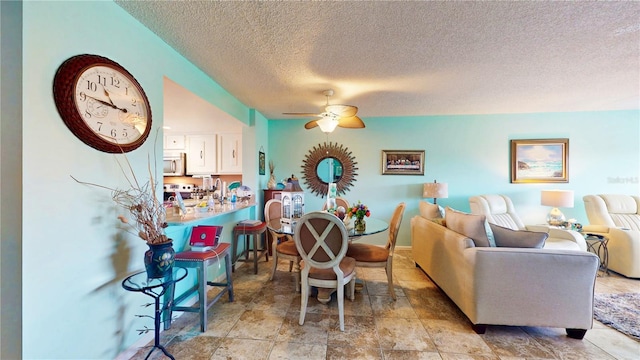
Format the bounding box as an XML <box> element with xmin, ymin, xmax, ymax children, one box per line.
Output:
<box><xmin>294</xmin><ymin>212</ymin><xmax>356</xmax><ymax>331</ymax></box>
<box><xmin>265</xmin><ymin>199</ymin><xmax>301</xmax><ymax>291</ymax></box>
<box><xmin>346</xmin><ymin>202</ymin><xmax>405</xmax><ymax>300</ymax></box>
<box><xmin>322</xmin><ymin>197</ymin><xmax>350</xmax><ymax>211</ymax></box>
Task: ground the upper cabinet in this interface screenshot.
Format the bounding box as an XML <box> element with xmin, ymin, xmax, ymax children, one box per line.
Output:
<box><xmin>181</xmin><ymin>133</ymin><xmax>242</xmax><ymax>175</ymax></box>
<box><xmin>163</xmin><ymin>77</ymin><xmax>245</xmax><ymax>176</ymax></box>
<box><xmin>164</xmin><ymin>135</ymin><xmax>185</xmax><ymax>150</ymax></box>
<box><xmin>217</xmin><ymin>132</ymin><xmax>242</xmax><ymax>174</ymax></box>
<box><xmin>186</xmin><ymin>135</ymin><xmax>216</xmax><ymax>175</ymax></box>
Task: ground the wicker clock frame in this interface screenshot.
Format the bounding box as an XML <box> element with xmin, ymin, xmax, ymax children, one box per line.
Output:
<box><xmin>301</xmin><ymin>142</ymin><xmax>358</xmax><ymax>198</ymax></box>
<box><xmin>53</xmin><ymin>54</ymin><xmax>152</xmax><ymax>153</ymax></box>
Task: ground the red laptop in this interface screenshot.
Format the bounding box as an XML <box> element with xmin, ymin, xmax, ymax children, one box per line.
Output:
<box><xmin>190</xmin><ymin>225</ymin><xmax>223</xmax><ymax>251</ymax></box>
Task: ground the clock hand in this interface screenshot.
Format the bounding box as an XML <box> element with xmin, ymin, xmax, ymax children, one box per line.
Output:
<box><xmin>102</xmin><ymin>87</ymin><xmax>116</xmax><ymax>106</ymax></box>
<box><xmin>85</xmin><ymin>94</ymin><xmax>128</xmax><ymax>113</ymax></box>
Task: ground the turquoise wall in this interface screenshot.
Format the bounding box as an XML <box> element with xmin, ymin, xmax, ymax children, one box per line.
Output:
<box><xmin>268</xmin><ymin>111</ymin><xmax>640</xmax><ymax>247</ymax></box>
<box><xmin>21</xmin><ymin>1</ymin><xmax>267</xmax><ymax>358</ymax></box>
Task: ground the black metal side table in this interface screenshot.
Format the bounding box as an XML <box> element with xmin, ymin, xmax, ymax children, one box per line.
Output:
<box><xmin>122</xmin><ymin>267</ymin><xmax>187</xmax><ymax>360</ymax></box>
<box><xmin>585</xmin><ymin>234</ymin><xmax>609</xmax><ymax>276</ymax></box>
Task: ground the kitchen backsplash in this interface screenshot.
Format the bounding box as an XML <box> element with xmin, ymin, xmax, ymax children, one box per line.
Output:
<box><xmin>163</xmin><ymin>174</ymin><xmax>242</xmax><ymax>189</ymax></box>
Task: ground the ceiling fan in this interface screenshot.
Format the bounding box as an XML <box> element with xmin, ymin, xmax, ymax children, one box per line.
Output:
<box><xmin>283</xmin><ymin>89</ymin><xmax>365</xmax><ymax>131</ymax></box>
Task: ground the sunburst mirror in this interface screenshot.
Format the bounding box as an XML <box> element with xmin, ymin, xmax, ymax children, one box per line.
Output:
<box><xmin>301</xmin><ymin>142</ymin><xmax>358</xmax><ymax>198</ymax></box>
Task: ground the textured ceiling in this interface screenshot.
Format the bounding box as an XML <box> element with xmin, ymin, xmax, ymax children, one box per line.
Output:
<box><xmin>116</xmin><ymin>1</ymin><xmax>640</xmax><ymax>120</ymax></box>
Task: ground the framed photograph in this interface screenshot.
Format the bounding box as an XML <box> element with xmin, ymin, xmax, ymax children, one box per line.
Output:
<box><xmin>258</xmin><ymin>151</ymin><xmax>266</xmax><ymax>175</ymax></box>
<box><xmin>382</xmin><ymin>150</ymin><xmax>425</xmax><ymax>175</ymax></box>
<box><xmin>511</xmin><ymin>138</ymin><xmax>569</xmax><ymax>183</ymax></box>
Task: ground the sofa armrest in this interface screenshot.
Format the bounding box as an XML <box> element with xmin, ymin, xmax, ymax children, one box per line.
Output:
<box><xmin>467</xmin><ymin>247</ymin><xmax>599</xmax><ymax>328</ymax></box>
<box><xmin>525</xmin><ymin>225</ymin><xmax>587</xmax><ymax>251</ymax></box>
<box><xmin>582</xmin><ymin>224</ymin><xmax>610</xmax><ymax>234</ymax></box>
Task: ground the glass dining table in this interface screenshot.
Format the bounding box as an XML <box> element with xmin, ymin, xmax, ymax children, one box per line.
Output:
<box><xmin>266</xmin><ymin>215</ymin><xmax>389</xmax><ymax>304</ymax></box>
<box><xmin>266</xmin><ymin>216</ymin><xmax>389</xmax><ymax>239</ymax></box>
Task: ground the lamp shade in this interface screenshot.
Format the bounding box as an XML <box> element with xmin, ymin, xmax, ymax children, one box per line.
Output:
<box><xmin>540</xmin><ymin>190</ymin><xmax>574</xmax><ymax>208</ymax></box>
<box><xmin>423</xmin><ymin>182</ymin><xmax>448</xmax><ymax>199</ymax></box>
<box><xmin>316</xmin><ymin>114</ymin><xmax>339</xmax><ymax>133</ymax></box>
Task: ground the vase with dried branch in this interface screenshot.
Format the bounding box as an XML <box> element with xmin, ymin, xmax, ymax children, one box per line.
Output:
<box><xmin>267</xmin><ymin>160</ymin><xmax>277</xmax><ymax>189</ymax></box>
<box><xmin>72</xmin><ymin>148</ymin><xmax>174</xmax><ymax>278</ymax></box>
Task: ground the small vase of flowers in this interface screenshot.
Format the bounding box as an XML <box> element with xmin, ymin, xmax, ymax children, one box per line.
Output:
<box><xmin>348</xmin><ymin>202</ymin><xmax>370</xmax><ymax>232</ymax></box>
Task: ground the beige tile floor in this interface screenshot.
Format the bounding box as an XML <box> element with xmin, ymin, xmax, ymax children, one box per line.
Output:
<box><xmin>131</xmin><ymin>249</ymin><xmax>640</xmax><ymax>360</ymax></box>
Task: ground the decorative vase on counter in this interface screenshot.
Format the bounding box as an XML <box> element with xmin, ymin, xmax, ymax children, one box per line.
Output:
<box><xmin>354</xmin><ymin>218</ymin><xmax>366</xmax><ymax>232</ymax></box>
<box><xmin>144</xmin><ymin>240</ymin><xmax>175</xmax><ymax>278</ymax></box>
<box><xmin>267</xmin><ymin>174</ymin><xmax>277</xmax><ymax>190</ymax></box>
<box><xmin>267</xmin><ymin>160</ymin><xmax>277</xmax><ymax>189</ymax></box>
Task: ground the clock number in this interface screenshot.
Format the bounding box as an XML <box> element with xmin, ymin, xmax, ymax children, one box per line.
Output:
<box><xmin>111</xmin><ymin>129</ymin><xmax>117</xmax><ymax>137</ymax></box>
<box><xmin>96</xmin><ymin>122</ymin><xmax>103</xmax><ymax>132</ymax></box>
<box><xmin>110</xmin><ymin>76</ymin><xmax>121</xmax><ymax>89</ymax></box>
<box><xmin>78</xmin><ymin>92</ymin><xmax>87</xmax><ymax>102</ymax></box>
<box><xmin>96</xmin><ymin>75</ymin><xmax>107</xmax><ymax>87</ymax></box>
<box><xmin>85</xmin><ymin>80</ymin><xmax>97</xmax><ymax>92</ymax></box>
<box><xmin>84</xmin><ymin>109</ymin><xmax>92</xmax><ymax>119</ymax></box>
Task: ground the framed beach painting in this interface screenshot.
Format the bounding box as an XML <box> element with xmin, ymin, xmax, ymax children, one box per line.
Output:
<box><xmin>382</xmin><ymin>150</ymin><xmax>425</xmax><ymax>175</ymax></box>
<box><xmin>510</xmin><ymin>139</ymin><xmax>569</xmax><ymax>183</ymax></box>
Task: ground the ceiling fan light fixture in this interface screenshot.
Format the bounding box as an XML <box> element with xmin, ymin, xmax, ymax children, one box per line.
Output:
<box><xmin>317</xmin><ymin>114</ymin><xmax>339</xmax><ymax>133</ymax></box>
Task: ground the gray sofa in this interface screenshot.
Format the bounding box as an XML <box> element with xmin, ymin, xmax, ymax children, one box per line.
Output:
<box><xmin>410</xmin><ymin>207</ymin><xmax>600</xmax><ymax>339</ymax></box>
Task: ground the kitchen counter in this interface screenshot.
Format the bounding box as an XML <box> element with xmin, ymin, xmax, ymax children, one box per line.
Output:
<box><xmin>166</xmin><ymin>201</ymin><xmax>257</xmax><ymax>226</ymax></box>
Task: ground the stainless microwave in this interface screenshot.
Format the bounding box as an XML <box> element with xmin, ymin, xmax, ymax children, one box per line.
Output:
<box><xmin>163</xmin><ymin>152</ymin><xmax>186</xmax><ymax>176</ymax></box>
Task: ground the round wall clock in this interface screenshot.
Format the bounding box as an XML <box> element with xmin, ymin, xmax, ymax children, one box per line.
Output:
<box><xmin>53</xmin><ymin>54</ymin><xmax>152</xmax><ymax>153</ymax></box>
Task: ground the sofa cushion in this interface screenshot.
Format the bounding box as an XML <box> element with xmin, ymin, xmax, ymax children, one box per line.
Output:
<box><xmin>445</xmin><ymin>207</ymin><xmax>495</xmax><ymax>247</ymax></box>
<box><xmin>489</xmin><ymin>223</ymin><xmax>548</xmax><ymax>248</ymax></box>
<box><xmin>419</xmin><ymin>200</ymin><xmax>444</xmax><ymax>219</ymax></box>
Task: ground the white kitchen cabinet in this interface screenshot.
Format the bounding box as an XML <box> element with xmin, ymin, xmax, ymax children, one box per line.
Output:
<box><xmin>217</xmin><ymin>132</ymin><xmax>242</xmax><ymax>174</ymax></box>
<box><xmin>164</xmin><ymin>135</ymin><xmax>185</xmax><ymax>150</ymax></box>
<box><xmin>186</xmin><ymin>135</ymin><xmax>216</xmax><ymax>175</ymax></box>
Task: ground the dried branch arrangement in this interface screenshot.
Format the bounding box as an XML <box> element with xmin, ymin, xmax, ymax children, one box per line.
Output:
<box><xmin>72</xmin><ymin>151</ymin><xmax>168</xmax><ymax>245</ymax></box>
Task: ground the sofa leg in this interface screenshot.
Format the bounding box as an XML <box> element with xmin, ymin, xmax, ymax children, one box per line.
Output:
<box><xmin>472</xmin><ymin>324</ymin><xmax>487</xmax><ymax>334</ymax></box>
<box><xmin>566</xmin><ymin>328</ymin><xmax>587</xmax><ymax>339</ymax></box>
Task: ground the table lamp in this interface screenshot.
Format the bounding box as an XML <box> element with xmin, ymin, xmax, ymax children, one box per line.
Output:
<box><xmin>423</xmin><ymin>180</ymin><xmax>448</xmax><ymax>204</ymax></box>
<box><xmin>541</xmin><ymin>189</ymin><xmax>574</xmax><ymax>226</ymax></box>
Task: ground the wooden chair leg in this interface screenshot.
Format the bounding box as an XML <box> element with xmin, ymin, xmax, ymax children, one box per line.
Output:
<box><xmin>299</xmin><ymin>278</ymin><xmax>309</xmax><ymax>326</ymax></box>
<box><xmin>386</xmin><ymin>260</ymin><xmax>396</xmax><ymax>301</ymax></box>
<box><xmin>269</xmin><ymin>250</ymin><xmax>278</xmax><ymax>281</ymax></box>
<box><xmin>337</xmin><ymin>281</ymin><xmax>345</xmax><ymax>331</ymax></box>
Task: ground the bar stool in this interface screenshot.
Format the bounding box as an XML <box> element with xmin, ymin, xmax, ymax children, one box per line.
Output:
<box><xmin>165</xmin><ymin>243</ymin><xmax>234</xmax><ymax>332</ymax></box>
<box><xmin>232</xmin><ymin>221</ymin><xmax>268</xmax><ymax>274</ymax></box>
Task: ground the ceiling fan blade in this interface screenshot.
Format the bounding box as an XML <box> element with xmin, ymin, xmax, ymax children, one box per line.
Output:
<box><xmin>337</xmin><ymin>115</ymin><xmax>365</xmax><ymax>129</ymax></box>
<box><xmin>304</xmin><ymin>120</ymin><xmax>319</xmax><ymax>129</ymax></box>
<box><xmin>326</xmin><ymin>104</ymin><xmax>358</xmax><ymax>118</ymax></box>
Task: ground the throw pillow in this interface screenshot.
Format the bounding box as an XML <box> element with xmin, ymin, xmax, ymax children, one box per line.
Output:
<box><xmin>445</xmin><ymin>207</ymin><xmax>496</xmax><ymax>247</ymax></box>
<box><xmin>419</xmin><ymin>201</ymin><xmax>444</xmax><ymax>219</ymax></box>
<box><xmin>489</xmin><ymin>223</ymin><xmax>548</xmax><ymax>248</ymax></box>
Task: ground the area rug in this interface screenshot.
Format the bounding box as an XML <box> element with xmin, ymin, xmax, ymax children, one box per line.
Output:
<box><xmin>593</xmin><ymin>292</ymin><xmax>640</xmax><ymax>341</ymax></box>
